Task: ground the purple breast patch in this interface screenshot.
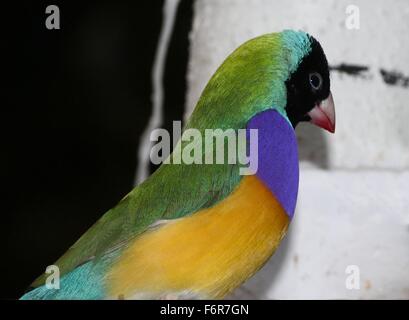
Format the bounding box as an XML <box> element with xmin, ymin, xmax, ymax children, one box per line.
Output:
<box><xmin>246</xmin><ymin>109</ymin><xmax>299</xmax><ymax>219</ymax></box>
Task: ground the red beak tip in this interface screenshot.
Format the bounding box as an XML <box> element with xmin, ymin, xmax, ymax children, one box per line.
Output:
<box><xmin>329</xmin><ymin>125</ymin><xmax>335</xmax><ymax>134</ymax></box>
<box><xmin>308</xmin><ymin>93</ymin><xmax>336</xmax><ymax>134</ymax></box>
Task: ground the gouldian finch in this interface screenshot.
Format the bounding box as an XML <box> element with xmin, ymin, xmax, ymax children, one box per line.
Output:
<box><xmin>22</xmin><ymin>30</ymin><xmax>335</xmax><ymax>300</ymax></box>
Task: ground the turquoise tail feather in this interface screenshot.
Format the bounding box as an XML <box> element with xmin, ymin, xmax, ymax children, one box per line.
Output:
<box><xmin>20</xmin><ymin>261</ymin><xmax>106</xmax><ymax>300</ymax></box>
<box><xmin>20</xmin><ymin>250</ymin><xmax>121</xmax><ymax>300</ymax></box>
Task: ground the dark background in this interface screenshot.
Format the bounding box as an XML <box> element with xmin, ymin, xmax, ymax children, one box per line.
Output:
<box><xmin>2</xmin><ymin>0</ymin><xmax>193</xmax><ymax>299</ymax></box>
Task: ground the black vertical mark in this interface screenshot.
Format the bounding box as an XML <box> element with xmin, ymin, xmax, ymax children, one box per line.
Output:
<box><xmin>150</xmin><ymin>0</ymin><xmax>196</xmax><ymax>174</ymax></box>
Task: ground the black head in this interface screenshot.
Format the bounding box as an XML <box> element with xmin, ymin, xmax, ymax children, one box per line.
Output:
<box><xmin>285</xmin><ymin>36</ymin><xmax>335</xmax><ymax>132</ymax></box>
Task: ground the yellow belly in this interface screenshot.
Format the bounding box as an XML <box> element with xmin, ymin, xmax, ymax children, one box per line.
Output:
<box><xmin>107</xmin><ymin>175</ymin><xmax>290</xmax><ymax>299</ymax></box>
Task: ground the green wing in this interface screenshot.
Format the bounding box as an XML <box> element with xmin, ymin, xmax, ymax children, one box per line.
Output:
<box><xmin>31</xmin><ymin>158</ymin><xmax>242</xmax><ymax>287</ymax></box>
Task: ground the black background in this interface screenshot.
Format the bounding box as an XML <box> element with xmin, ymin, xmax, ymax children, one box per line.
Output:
<box><xmin>2</xmin><ymin>0</ymin><xmax>193</xmax><ymax>299</ymax></box>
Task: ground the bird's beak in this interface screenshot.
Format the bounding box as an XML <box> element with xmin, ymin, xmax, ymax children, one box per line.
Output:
<box><xmin>308</xmin><ymin>92</ymin><xmax>335</xmax><ymax>133</ymax></box>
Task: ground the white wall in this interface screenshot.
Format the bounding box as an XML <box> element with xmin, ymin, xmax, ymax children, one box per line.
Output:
<box><xmin>186</xmin><ymin>0</ymin><xmax>409</xmax><ymax>299</ymax></box>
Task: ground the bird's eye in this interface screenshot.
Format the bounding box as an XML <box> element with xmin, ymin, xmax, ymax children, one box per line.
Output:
<box><xmin>309</xmin><ymin>72</ymin><xmax>322</xmax><ymax>91</ymax></box>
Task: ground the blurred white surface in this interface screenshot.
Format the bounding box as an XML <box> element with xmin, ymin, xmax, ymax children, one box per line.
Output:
<box><xmin>229</xmin><ymin>170</ymin><xmax>409</xmax><ymax>299</ymax></box>
<box><xmin>186</xmin><ymin>0</ymin><xmax>409</xmax><ymax>298</ymax></box>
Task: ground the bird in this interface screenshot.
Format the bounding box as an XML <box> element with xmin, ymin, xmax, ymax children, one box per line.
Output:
<box><xmin>21</xmin><ymin>30</ymin><xmax>335</xmax><ymax>300</ymax></box>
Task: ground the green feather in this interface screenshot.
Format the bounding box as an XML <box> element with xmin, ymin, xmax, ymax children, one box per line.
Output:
<box><xmin>30</xmin><ymin>31</ymin><xmax>312</xmax><ymax>293</ymax></box>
